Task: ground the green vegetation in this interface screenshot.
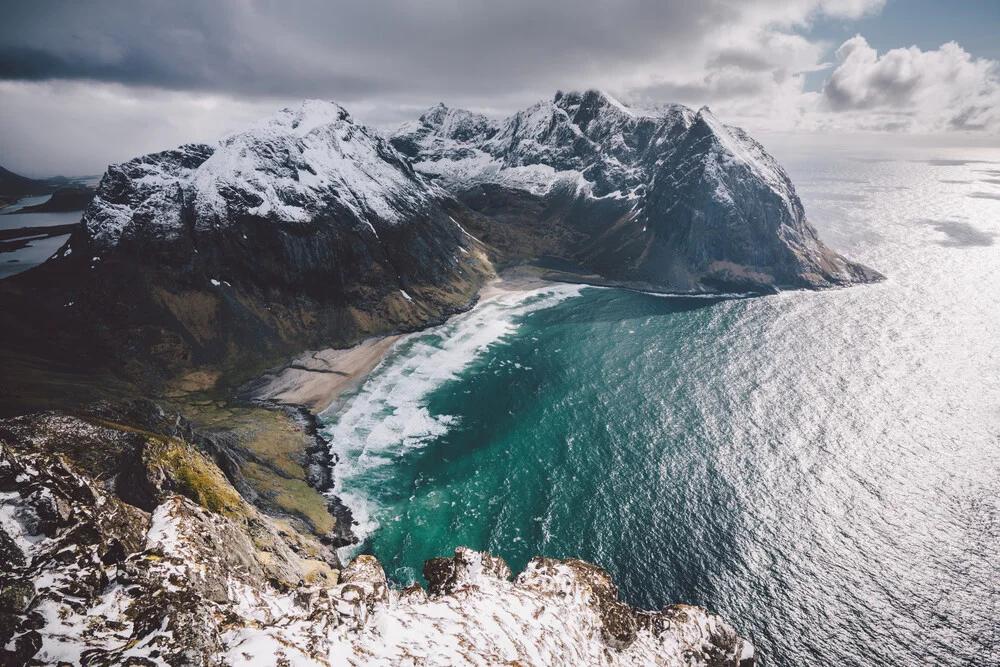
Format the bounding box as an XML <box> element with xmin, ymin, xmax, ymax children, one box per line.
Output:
<box><xmin>144</xmin><ymin>437</ymin><xmax>245</xmax><ymax>517</ymax></box>
<box><xmin>165</xmin><ymin>391</ymin><xmax>337</xmax><ymax>537</ymax></box>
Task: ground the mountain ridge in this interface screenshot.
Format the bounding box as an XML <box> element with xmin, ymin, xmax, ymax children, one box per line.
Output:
<box><xmin>392</xmin><ymin>89</ymin><xmax>882</xmax><ymax>293</ymax></box>
<box><xmin>0</xmin><ymin>100</ymin><xmax>495</xmax><ymax>414</ymax></box>
<box><xmin>0</xmin><ymin>93</ymin><xmax>882</xmax><ymax>415</ymax></box>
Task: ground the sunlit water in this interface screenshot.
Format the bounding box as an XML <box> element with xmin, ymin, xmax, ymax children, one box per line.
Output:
<box><xmin>320</xmin><ymin>154</ymin><xmax>1000</xmax><ymax>666</ymax></box>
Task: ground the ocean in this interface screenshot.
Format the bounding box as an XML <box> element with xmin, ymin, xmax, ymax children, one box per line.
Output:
<box><xmin>319</xmin><ymin>151</ymin><xmax>1000</xmax><ymax>667</ymax></box>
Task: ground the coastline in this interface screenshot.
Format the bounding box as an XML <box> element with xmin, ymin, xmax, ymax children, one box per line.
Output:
<box><xmin>226</xmin><ymin>265</ymin><xmax>563</xmax><ymax>552</ymax></box>
<box><xmin>244</xmin><ymin>266</ymin><xmax>555</xmax><ymax>418</ymax></box>
<box><xmin>231</xmin><ymin>265</ymin><xmax>762</xmax><ymax>551</ymax></box>
<box><xmin>240</xmin><ymin>335</ymin><xmax>404</xmax><ymax>414</ymax></box>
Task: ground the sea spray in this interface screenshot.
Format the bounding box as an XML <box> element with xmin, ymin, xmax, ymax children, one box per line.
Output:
<box><xmin>320</xmin><ymin>284</ymin><xmax>585</xmax><ymax>556</ymax></box>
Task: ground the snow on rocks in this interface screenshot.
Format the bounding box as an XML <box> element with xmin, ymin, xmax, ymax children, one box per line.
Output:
<box><xmin>84</xmin><ymin>142</ymin><xmax>215</xmax><ymax>248</ymax></box>
<box><xmin>392</xmin><ymin>89</ymin><xmax>695</xmax><ymax>199</ymax></box>
<box><xmin>192</xmin><ymin>100</ymin><xmax>432</xmax><ymax>229</ymax></box>
<box><xmin>393</xmin><ymin>89</ymin><xmax>880</xmax><ymax>291</ymax></box>
<box><xmin>316</xmin><ymin>547</ymin><xmax>755</xmax><ymax>667</ymax></box>
<box><xmin>1</xmin><ymin>413</ymin><xmax>754</xmax><ymax>667</ymax></box>
<box><xmin>394</xmin><ymin>88</ymin><xmax>799</xmax><ymax>213</ymax></box>
<box><xmin>82</xmin><ymin>100</ymin><xmax>438</xmax><ymax>251</ymax></box>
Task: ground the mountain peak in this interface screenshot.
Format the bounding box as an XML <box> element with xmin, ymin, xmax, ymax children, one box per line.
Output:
<box><xmin>83</xmin><ymin>98</ymin><xmax>438</xmax><ymax>250</ymax></box>
<box><xmin>47</xmin><ymin>98</ymin><xmax>492</xmax><ymax>372</ymax></box>
<box><xmin>413</xmin><ymin>104</ymin><xmax>498</xmax><ymax>143</ymax></box>
<box><xmin>688</xmin><ymin>105</ymin><xmax>795</xmax><ymax>211</ymax></box>
<box><xmin>393</xmin><ymin>92</ymin><xmax>880</xmax><ymax>291</ymax></box>
<box><xmin>419</xmin><ymin>102</ymin><xmax>452</xmax><ymax>127</ymax></box>
<box><xmin>243</xmin><ymin>99</ymin><xmax>353</xmax><ymax>139</ymax></box>
<box><xmin>556</xmin><ymin>89</ymin><xmax>632</xmax><ymax>114</ymax></box>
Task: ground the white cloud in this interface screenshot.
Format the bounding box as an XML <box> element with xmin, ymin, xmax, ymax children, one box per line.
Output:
<box><xmin>821</xmin><ymin>36</ymin><xmax>1000</xmax><ymax>132</ymax></box>
<box><xmin>1</xmin><ymin>0</ymin><xmax>995</xmax><ymax>176</ymax></box>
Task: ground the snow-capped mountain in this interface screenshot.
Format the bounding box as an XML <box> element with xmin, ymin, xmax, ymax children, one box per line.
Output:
<box><xmin>85</xmin><ymin>101</ymin><xmax>443</xmax><ymax>249</ymax></box>
<box><xmin>35</xmin><ymin>100</ymin><xmax>492</xmax><ymax>374</ymax></box>
<box><xmin>3</xmin><ymin>93</ymin><xmax>879</xmax><ymax>398</ymax></box>
<box><xmin>393</xmin><ymin>89</ymin><xmax>881</xmax><ymax>292</ymax></box>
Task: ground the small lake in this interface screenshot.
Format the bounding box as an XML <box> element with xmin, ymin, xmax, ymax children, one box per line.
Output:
<box><xmin>0</xmin><ymin>233</ymin><xmax>72</xmax><ymax>279</ymax></box>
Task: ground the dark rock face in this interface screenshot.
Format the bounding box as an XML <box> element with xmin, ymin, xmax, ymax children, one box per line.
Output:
<box><xmin>423</xmin><ymin>545</ymin><xmax>512</xmax><ymax>596</ymax></box>
<box><xmin>393</xmin><ymin>89</ymin><xmax>882</xmax><ymax>293</ymax></box>
<box><xmin>0</xmin><ymin>101</ymin><xmax>493</xmax><ymax>400</ymax></box>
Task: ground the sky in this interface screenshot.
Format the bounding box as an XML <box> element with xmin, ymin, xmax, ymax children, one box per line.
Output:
<box><xmin>0</xmin><ymin>0</ymin><xmax>998</xmax><ymax>176</ymax></box>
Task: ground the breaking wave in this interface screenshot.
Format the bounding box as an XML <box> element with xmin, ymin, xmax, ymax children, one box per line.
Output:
<box><xmin>319</xmin><ymin>284</ymin><xmax>585</xmax><ymax>551</ymax></box>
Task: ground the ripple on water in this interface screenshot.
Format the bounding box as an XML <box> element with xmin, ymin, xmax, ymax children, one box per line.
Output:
<box><xmin>320</xmin><ymin>153</ymin><xmax>1000</xmax><ymax>667</ymax></box>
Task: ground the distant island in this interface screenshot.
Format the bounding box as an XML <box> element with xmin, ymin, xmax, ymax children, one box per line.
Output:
<box><xmin>12</xmin><ymin>184</ymin><xmax>95</xmax><ymax>213</ymax></box>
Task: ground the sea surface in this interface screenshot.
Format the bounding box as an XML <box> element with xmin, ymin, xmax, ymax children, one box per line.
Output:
<box><xmin>320</xmin><ymin>152</ymin><xmax>1000</xmax><ymax>667</ymax></box>
<box><xmin>0</xmin><ymin>197</ymin><xmax>80</xmax><ymax>279</ymax></box>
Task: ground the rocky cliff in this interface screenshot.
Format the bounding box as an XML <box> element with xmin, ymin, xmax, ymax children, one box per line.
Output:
<box><xmin>393</xmin><ymin>89</ymin><xmax>882</xmax><ymax>293</ymax></box>
<box><xmin>0</xmin><ymin>101</ymin><xmax>493</xmax><ymax>411</ymax></box>
<box><xmin>0</xmin><ymin>94</ymin><xmax>883</xmax><ymax>414</ymax></box>
<box><xmin>0</xmin><ymin>403</ymin><xmax>754</xmax><ymax>666</ymax></box>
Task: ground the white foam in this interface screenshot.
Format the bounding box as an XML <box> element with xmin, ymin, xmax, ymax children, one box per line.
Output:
<box><xmin>320</xmin><ymin>285</ymin><xmax>584</xmax><ymax>553</ymax></box>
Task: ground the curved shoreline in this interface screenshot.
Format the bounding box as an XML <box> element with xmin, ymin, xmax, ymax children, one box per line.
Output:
<box><xmin>235</xmin><ymin>266</ymin><xmax>772</xmax><ymax>552</ymax></box>
<box><xmin>235</xmin><ymin>269</ymin><xmax>558</xmax><ymax>549</ymax></box>
<box><xmin>241</xmin><ymin>264</ymin><xmax>761</xmax><ymax>419</ymax></box>
<box><xmin>243</xmin><ymin>268</ymin><xmax>555</xmax><ymax>417</ymax></box>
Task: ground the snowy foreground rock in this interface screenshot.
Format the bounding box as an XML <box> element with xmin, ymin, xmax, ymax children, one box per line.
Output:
<box><xmin>0</xmin><ymin>406</ymin><xmax>753</xmax><ymax>666</ymax></box>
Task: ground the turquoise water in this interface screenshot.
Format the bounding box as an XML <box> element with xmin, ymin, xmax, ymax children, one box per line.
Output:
<box><xmin>320</xmin><ymin>153</ymin><xmax>1000</xmax><ymax>666</ymax></box>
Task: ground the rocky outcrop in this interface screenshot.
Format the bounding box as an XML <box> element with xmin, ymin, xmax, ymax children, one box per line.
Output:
<box><xmin>1</xmin><ymin>405</ymin><xmax>753</xmax><ymax>666</ymax></box>
<box><xmin>393</xmin><ymin>89</ymin><xmax>882</xmax><ymax>293</ymax></box>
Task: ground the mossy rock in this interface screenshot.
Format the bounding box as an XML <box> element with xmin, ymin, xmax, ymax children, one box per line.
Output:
<box><xmin>143</xmin><ymin>438</ymin><xmax>245</xmax><ymax>518</ymax></box>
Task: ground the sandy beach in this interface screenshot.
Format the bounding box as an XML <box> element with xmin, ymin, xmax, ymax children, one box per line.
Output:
<box><xmin>246</xmin><ymin>335</ymin><xmax>402</xmax><ymax>413</ymax></box>
<box><xmin>248</xmin><ymin>267</ymin><xmax>554</xmax><ymax>415</ymax></box>
<box><xmin>476</xmin><ymin>265</ymin><xmax>552</xmax><ymax>300</ymax></box>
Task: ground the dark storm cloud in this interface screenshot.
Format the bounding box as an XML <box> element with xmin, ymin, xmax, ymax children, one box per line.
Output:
<box><xmin>0</xmin><ymin>0</ymin><xmax>738</xmax><ymax>102</ymax></box>
<box><xmin>0</xmin><ymin>1</ymin><xmax>384</xmax><ymax>97</ymax></box>
<box><xmin>15</xmin><ymin>0</ymin><xmax>1000</xmax><ymax>177</ymax></box>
